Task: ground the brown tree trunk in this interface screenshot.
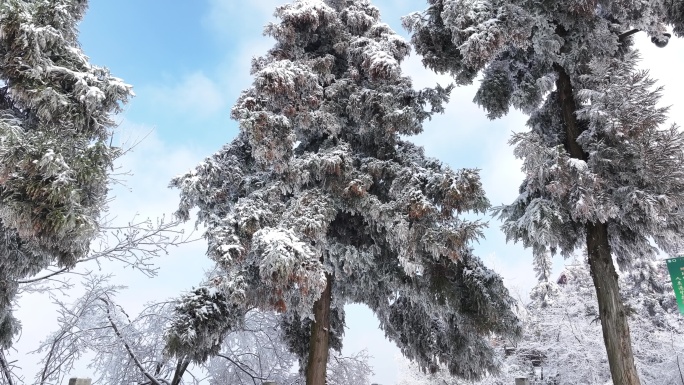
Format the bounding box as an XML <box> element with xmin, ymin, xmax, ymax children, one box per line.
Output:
<box><xmin>170</xmin><ymin>359</ymin><xmax>190</xmax><ymax>385</ymax></box>
<box><xmin>305</xmin><ymin>274</ymin><xmax>333</xmax><ymax>385</ymax></box>
<box><xmin>586</xmin><ymin>222</ymin><xmax>641</xmax><ymax>385</ymax></box>
<box><xmin>555</xmin><ymin>64</ymin><xmax>641</xmax><ymax>385</ymax></box>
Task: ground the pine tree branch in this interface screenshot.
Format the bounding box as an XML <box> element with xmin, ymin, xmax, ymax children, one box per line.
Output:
<box><xmin>618</xmin><ymin>29</ymin><xmax>640</xmax><ymax>41</ymax></box>
<box><xmin>16</xmin><ymin>267</ymin><xmax>70</xmax><ymax>284</ymax></box>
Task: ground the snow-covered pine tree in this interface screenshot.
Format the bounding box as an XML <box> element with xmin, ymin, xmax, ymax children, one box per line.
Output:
<box><xmin>399</xmin><ymin>256</ymin><xmax>684</xmax><ymax>385</ymax></box>
<box><xmin>0</xmin><ymin>0</ymin><xmax>132</xmax><ymax>347</ymax></box>
<box><xmin>170</xmin><ymin>0</ymin><xmax>519</xmax><ymax>383</ymax></box>
<box><xmin>405</xmin><ymin>2</ymin><xmax>684</xmax><ymax>383</ymax></box>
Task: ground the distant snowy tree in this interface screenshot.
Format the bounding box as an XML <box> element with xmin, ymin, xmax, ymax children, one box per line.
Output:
<box><xmin>0</xmin><ymin>0</ymin><xmax>132</xmax><ymax>347</ymax></box>
<box><xmin>397</xmin><ymin>355</ymin><xmax>470</xmax><ymax>385</ymax></box>
<box><xmin>170</xmin><ymin>0</ymin><xmax>519</xmax><ymax>383</ymax></box>
<box><xmin>399</xmin><ymin>257</ymin><xmax>684</xmax><ymax>385</ymax></box>
<box><xmin>487</xmin><ymin>257</ymin><xmax>684</xmax><ymax>385</ymax></box>
<box><xmin>405</xmin><ymin>1</ymin><xmax>684</xmax><ymax>383</ymax></box>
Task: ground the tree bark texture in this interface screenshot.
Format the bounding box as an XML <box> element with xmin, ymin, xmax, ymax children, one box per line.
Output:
<box><xmin>586</xmin><ymin>222</ymin><xmax>642</xmax><ymax>385</ymax></box>
<box><xmin>555</xmin><ymin>64</ymin><xmax>642</xmax><ymax>385</ymax></box>
<box><xmin>305</xmin><ymin>274</ymin><xmax>333</xmax><ymax>385</ymax></box>
<box><xmin>170</xmin><ymin>359</ymin><xmax>190</xmax><ymax>385</ymax></box>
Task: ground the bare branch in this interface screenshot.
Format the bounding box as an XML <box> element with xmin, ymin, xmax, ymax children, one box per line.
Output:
<box><xmin>0</xmin><ymin>351</ymin><xmax>16</xmax><ymax>385</ymax></box>
<box><xmin>216</xmin><ymin>353</ymin><xmax>266</xmax><ymax>385</ymax></box>
<box><xmin>618</xmin><ymin>28</ymin><xmax>640</xmax><ymax>41</ymax></box>
<box><xmin>99</xmin><ymin>295</ymin><xmax>162</xmax><ymax>385</ymax></box>
<box><xmin>17</xmin><ymin>215</ymin><xmax>200</xmax><ymax>294</ymax></box>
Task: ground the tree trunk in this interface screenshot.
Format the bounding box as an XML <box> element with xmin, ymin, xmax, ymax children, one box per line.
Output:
<box><xmin>305</xmin><ymin>274</ymin><xmax>333</xmax><ymax>385</ymax></box>
<box><xmin>170</xmin><ymin>359</ymin><xmax>190</xmax><ymax>385</ymax></box>
<box><xmin>555</xmin><ymin>64</ymin><xmax>641</xmax><ymax>385</ymax></box>
<box><xmin>586</xmin><ymin>222</ymin><xmax>641</xmax><ymax>385</ymax></box>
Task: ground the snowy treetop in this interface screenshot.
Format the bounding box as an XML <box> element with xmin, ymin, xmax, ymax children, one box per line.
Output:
<box><xmin>170</xmin><ymin>0</ymin><xmax>519</xmax><ymax>379</ymax></box>
<box><xmin>406</xmin><ymin>0</ymin><xmax>684</xmax><ymax>269</ymax></box>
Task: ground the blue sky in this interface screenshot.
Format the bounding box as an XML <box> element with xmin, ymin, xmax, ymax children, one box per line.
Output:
<box><xmin>12</xmin><ymin>1</ymin><xmax>684</xmax><ymax>384</ymax></box>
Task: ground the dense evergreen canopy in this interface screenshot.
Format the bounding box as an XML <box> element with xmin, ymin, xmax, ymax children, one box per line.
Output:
<box><xmin>0</xmin><ymin>0</ymin><xmax>131</xmax><ymax>347</ymax></box>
<box><xmin>170</xmin><ymin>0</ymin><xmax>519</xmax><ymax>380</ymax></box>
<box><xmin>405</xmin><ymin>0</ymin><xmax>684</xmax><ymax>383</ymax></box>
<box><xmin>405</xmin><ymin>0</ymin><xmax>684</xmax><ymax>263</ymax></box>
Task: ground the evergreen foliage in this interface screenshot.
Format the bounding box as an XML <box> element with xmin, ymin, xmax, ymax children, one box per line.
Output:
<box><xmin>405</xmin><ymin>0</ymin><xmax>684</xmax><ymax>268</ymax></box>
<box><xmin>171</xmin><ymin>0</ymin><xmax>519</xmax><ymax>379</ymax></box>
<box><xmin>405</xmin><ymin>1</ymin><xmax>684</xmax><ymax>382</ymax></box>
<box><xmin>0</xmin><ymin>0</ymin><xmax>132</xmax><ymax>347</ymax></box>
<box><xmin>166</xmin><ymin>283</ymin><xmax>245</xmax><ymax>363</ymax></box>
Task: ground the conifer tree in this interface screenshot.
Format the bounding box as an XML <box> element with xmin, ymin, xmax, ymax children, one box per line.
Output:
<box><xmin>400</xmin><ymin>256</ymin><xmax>684</xmax><ymax>385</ymax></box>
<box><xmin>405</xmin><ymin>1</ymin><xmax>684</xmax><ymax>383</ymax></box>
<box><xmin>0</xmin><ymin>0</ymin><xmax>132</xmax><ymax>347</ymax></box>
<box><xmin>170</xmin><ymin>0</ymin><xmax>519</xmax><ymax>383</ymax></box>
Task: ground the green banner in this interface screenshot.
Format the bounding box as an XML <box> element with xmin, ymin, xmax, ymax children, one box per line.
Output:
<box><xmin>666</xmin><ymin>257</ymin><xmax>684</xmax><ymax>314</ymax></box>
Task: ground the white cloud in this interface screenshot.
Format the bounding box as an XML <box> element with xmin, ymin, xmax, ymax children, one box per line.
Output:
<box><xmin>105</xmin><ymin>120</ymin><xmax>214</xmax><ymax>307</ymax></box>
<box><xmin>214</xmin><ymin>37</ymin><xmax>275</xmax><ymax>105</ymax></box>
<box><xmin>112</xmin><ymin>121</ymin><xmax>203</xmax><ymax>203</ymax></box>
<box><xmin>143</xmin><ymin>72</ymin><xmax>227</xmax><ymax>118</ymax></box>
<box><xmin>139</xmin><ymin>1</ymin><xmax>283</xmax><ymax>123</ymax></box>
<box><xmin>202</xmin><ymin>0</ymin><xmax>285</xmax><ymax>40</ymax></box>
<box><xmin>479</xmin><ymin>116</ymin><xmax>526</xmax><ymax>206</ymax></box>
<box><xmin>635</xmin><ymin>32</ymin><xmax>684</xmax><ymax>127</ymax></box>
<box><xmin>400</xmin><ymin>56</ymin><xmax>488</xmax><ymax>160</ymax></box>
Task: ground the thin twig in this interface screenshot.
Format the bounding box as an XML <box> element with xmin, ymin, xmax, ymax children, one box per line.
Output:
<box><xmin>0</xmin><ymin>351</ymin><xmax>15</xmax><ymax>385</ymax></box>
<box><xmin>216</xmin><ymin>353</ymin><xmax>267</xmax><ymax>385</ymax></box>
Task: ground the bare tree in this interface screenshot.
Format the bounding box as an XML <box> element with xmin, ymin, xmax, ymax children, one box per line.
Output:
<box><xmin>9</xmin><ymin>276</ymin><xmax>371</xmax><ymax>385</ymax></box>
